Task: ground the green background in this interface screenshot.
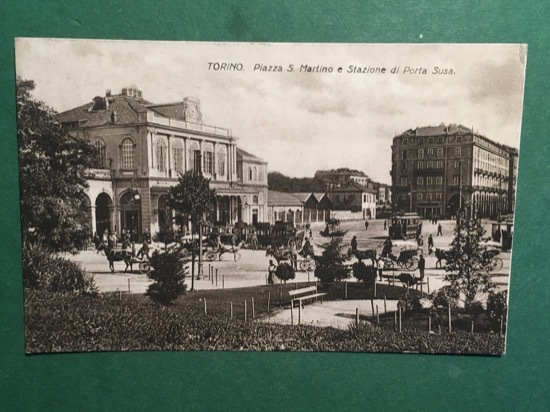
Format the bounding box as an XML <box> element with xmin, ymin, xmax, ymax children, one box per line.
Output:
<box><xmin>1</xmin><ymin>1</ymin><xmax>548</xmax><ymax>410</ymax></box>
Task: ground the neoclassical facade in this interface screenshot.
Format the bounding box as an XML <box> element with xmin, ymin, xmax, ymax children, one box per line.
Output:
<box><xmin>57</xmin><ymin>86</ymin><xmax>268</xmax><ymax>239</ymax></box>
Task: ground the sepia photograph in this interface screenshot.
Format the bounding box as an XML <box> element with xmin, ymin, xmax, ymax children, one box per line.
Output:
<box><xmin>15</xmin><ymin>39</ymin><xmax>526</xmax><ymax>355</ymax></box>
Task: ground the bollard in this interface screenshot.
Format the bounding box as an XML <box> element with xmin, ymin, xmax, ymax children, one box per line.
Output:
<box><xmin>427</xmin><ymin>277</ymin><xmax>430</xmax><ymax>294</ymax></box>
<box><xmin>208</xmin><ymin>264</ymin><xmax>211</xmax><ymax>281</ymax></box>
<box><xmin>376</xmin><ymin>305</ymin><xmax>379</xmax><ymax>324</ymax></box>
<box><xmin>384</xmin><ymin>295</ymin><xmax>387</xmax><ymax>314</ymax></box>
<box><xmin>500</xmin><ymin>316</ymin><xmax>503</xmax><ymax>336</ymax></box>
<box><xmin>345</xmin><ymin>280</ymin><xmax>348</xmax><ymax>300</ymax></box>
<box><xmin>471</xmin><ymin>320</ymin><xmax>474</xmax><ymax>334</ymax></box>
<box><xmin>374</xmin><ymin>280</ymin><xmax>377</xmax><ymax>298</ymax></box>
<box><xmin>128</xmin><ymin>279</ymin><xmax>130</xmax><ymax>294</ymax></box>
<box><xmin>216</xmin><ymin>269</ymin><xmax>218</xmax><ymax>287</ymax></box>
<box><xmin>118</xmin><ymin>290</ymin><xmax>121</xmax><ymax>300</ymax></box>
<box><xmin>222</xmin><ymin>274</ymin><xmax>225</xmax><ymax>289</ymax></box>
<box><xmin>252</xmin><ymin>297</ymin><xmax>255</xmax><ymax>319</ymax></box>
<box><xmin>448</xmin><ymin>305</ymin><xmax>452</xmax><ymax>333</ymax></box>
<box><xmin>279</xmin><ymin>285</ymin><xmax>282</xmax><ymax>308</ymax></box>
<box><xmin>371</xmin><ymin>299</ymin><xmax>375</xmax><ymax>320</ymax></box>
<box><xmin>298</xmin><ymin>303</ymin><xmax>301</xmax><ymax>325</ymax></box>
<box><xmin>356</xmin><ymin>308</ymin><xmax>359</xmax><ymax>328</ymax></box>
<box><xmin>394</xmin><ymin>310</ymin><xmax>397</xmax><ymax>331</ymax></box>
<box><xmin>244</xmin><ymin>300</ymin><xmax>247</xmax><ymax>322</ymax></box>
<box><xmin>428</xmin><ymin>314</ymin><xmax>432</xmax><ymax>333</ymax></box>
<box><xmin>267</xmin><ymin>292</ymin><xmax>271</xmax><ymax>316</ymax></box>
<box><xmin>230</xmin><ymin>302</ymin><xmax>233</xmax><ymax>319</ymax></box>
<box><xmin>291</xmin><ymin>302</ymin><xmax>294</xmax><ymax>325</ymax></box>
<box><xmin>204</xmin><ymin>298</ymin><xmax>207</xmax><ymax>316</ymax></box>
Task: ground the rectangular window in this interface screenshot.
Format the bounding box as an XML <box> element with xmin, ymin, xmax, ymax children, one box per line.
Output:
<box><xmin>419</xmin><ymin>138</ymin><xmax>424</xmax><ymax>144</ymax></box>
<box><xmin>417</xmin><ymin>160</ymin><xmax>423</xmax><ymax>169</ymax></box>
<box><xmin>427</xmin><ymin>160</ymin><xmax>433</xmax><ymax>168</ymax></box>
<box><xmin>426</xmin><ymin>193</ymin><xmax>432</xmax><ymax>200</ymax></box>
<box><xmin>436</xmin><ymin>176</ymin><xmax>443</xmax><ymax>185</ymax></box>
<box><xmin>203</xmin><ymin>151</ymin><xmax>214</xmax><ymax>174</ymax></box>
<box><xmin>401</xmin><ymin>150</ymin><xmax>407</xmax><ymax>159</ymax></box>
<box><xmin>417</xmin><ymin>193</ymin><xmax>423</xmax><ymax>200</ymax></box>
<box><xmin>435</xmin><ymin>193</ymin><xmax>442</xmax><ymax>200</ymax></box>
<box><xmin>417</xmin><ymin>177</ymin><xmax>423</xmax><ymax>186</ymax></box>
<box><xmin>428</xmin><ymin>148</ymin><xmax>434</xmax><ymax>156</ymax></box>
<box><xmin>437</xmin><ymin>148</ymin><xmax>443</xmax><ymax>157</ymax></box>
<box><xmin>455</xmin><ymin>160</ymin><xmax>460</xmax><ymax>168</ymax></box>
<box><xmin>403</xmin><ymin>138</ymin><xmax>408</xmax><ymax>145</ymax></box>
<box><xmin>174</xmin><ymin>147</ymin><xmax>184</xmax><ymax>173</ymax></box>
<box><xmin>193</xmin><ymin>150</ymin><xmax>201</xmax><ymax>172</ymax></box>
<box><xmin>456</xmin><ymin>147</ymin><xmax>462</xmax><ymax>157</ymax></box>
<box><xmin>400</xmin><ymin>177</ymin><xmax>408</xmax><ymax>186</ymax></box>
<box><xmin>428</xmin><ymin>137</ymin><xmax>434</xmax><ymax>144</ymax></box>
<box><xmin>438</xmin><ymin>137</ymin><xmax>444</xmax><ymax>143</ymax></box>
<box><xmin>453</xmin><ymin>176</ymin><xmax>460</xmax><ymax>186</ymax></box>
<box><xmin>436</xmin><ymin>160</ymin><xmax>443</xmax><ymax>169</ymax></box>
<box><xmin>418</xmin><ymin>149</ymin><xmax>424</xmax><ymax>159</ymax></box>
<box><xmin>426</xmin><ymin>177</ymin><xmax>433</xmax><ymax>186</ymax></box>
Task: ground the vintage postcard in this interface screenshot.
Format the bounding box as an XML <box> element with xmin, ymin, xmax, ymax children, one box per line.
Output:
<box><xmin>16</xmin><ymin>39</ymin><xmax>526</xmax><ymax>354</ymax></box>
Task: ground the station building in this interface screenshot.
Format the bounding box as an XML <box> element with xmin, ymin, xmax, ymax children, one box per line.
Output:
<box><xmin>56</xmin><ymin>86</ymin><xmax>268</xmax><ymax>239</ymax></box>
<box><xmin>390</xmin><ymin>124</ymin><xmax>518</xmax><ymax>219</ymax></box>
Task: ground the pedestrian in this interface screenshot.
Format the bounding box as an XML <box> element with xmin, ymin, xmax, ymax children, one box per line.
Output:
<box><xmin>437</xmin><ymin>223</ymin><xmax>442</xmax><ymax>236</ymax></box>
<box><xmin>418</xmin><ymin>254</ymin><xmax>425</xmax><ymax>280</ymax></box>
<box><xmin>383</xmin><ymin>220</ymin><xmax>387</xmax><ymax>231</ymax></box>
<box><xmin>364</xmin><ymin>220</ymin><xmax>369</xmax><ymax>231</ymax></box>
<box><xmin>137</xmin><ymin>240</ymin><xmax>150</xmax><ymax>259</ymax></box>
<box><xmin>382</xmin><ymin>237</ymin><xmax>393</xmax><ymax>258</ymax></box>
<box><xmin>268</xmin><ymin>260</ymin><xmax>277</xmax><ymax>285</ymax></box>
<box><xmin>428</xmin><ymin>234</ymin><xmax>434</xmax><ymax>254</ymax></box>
<box><xmin>351</xmin><ymin>235</ymin><xmax>358</xmax><ymax>252</ymax></box>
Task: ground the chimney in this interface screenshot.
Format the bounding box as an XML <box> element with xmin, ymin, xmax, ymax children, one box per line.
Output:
<box><xmin>111</xmin><ymin>110</ymin><xmax>118</xmax><ymax>123</ymax></box>
<box><xmin>106</xmin><ymin>89</ymin><xmax>111</xmax><ymax>97</ymax></box>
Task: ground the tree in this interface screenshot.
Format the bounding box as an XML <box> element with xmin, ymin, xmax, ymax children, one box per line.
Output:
<box><xmin>314</xmin><ymin>218</ymin><xmax>350</xmax><ymax>284</ymax></box>
<box><xmin>17</xmin><ymin>77</ymin><xmax>96</xmax><ymax>252</ymax></box>
<box><xmin>443</xmin><ymin>207</ymin><xmax>496</xmax><ymax>311</ymax></box>
<box><xmin>167</xmin><ymin>171</ymin><xmax>216</xmax><ymax>291</ymax></box>
<box><xmin>146</xmin><ymin>250</ymin><xmax>187</xmax><ymax>305</ymax></box>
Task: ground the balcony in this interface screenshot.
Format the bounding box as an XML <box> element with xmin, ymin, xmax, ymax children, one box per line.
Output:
<box><xmin>145</xmin><ymin>112</ymin><xmax>232</xmax><ymax>138</ymax></box>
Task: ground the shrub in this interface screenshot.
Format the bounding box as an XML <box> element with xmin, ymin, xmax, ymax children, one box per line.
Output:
<box><xmin>352</xmin><ymin>261</ymin><xmax>376</xmax><ymax>287</ymax></box>
<box><xmin>430</xmin><ymin>285</ymin><xmax>459</xmax><ymax>308</ymax></box>
<box><xmin>22</xmin><ymin>243</ymin><xmax>97</xmax><ymax>295</ymax></box>
<box><xmin>146</xmin><ymin>251</ymin><xmax>187</xmax><ymax>305</ymax></box>
<box><xmin>486</xmin><ymin>291</ymin><xmax>507</xmax><ymax>324</ymax></box>
<box><xmin>314</xmin><ymin>265</ymin><xmax>349</xmax><ymax>284</ymax></box>
<box><xmin>275</xmin><ymin>262</ymin><xmax>295</xmax><ymax>283</ymax></box>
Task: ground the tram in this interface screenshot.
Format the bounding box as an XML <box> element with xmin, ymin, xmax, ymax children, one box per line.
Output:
<box><xmin>389</xmin><ymin>213</ymin><xmax>422</xmax><ymax>240</ymax></box>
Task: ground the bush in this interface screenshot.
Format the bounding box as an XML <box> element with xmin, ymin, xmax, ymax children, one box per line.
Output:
<box><xmin>314</xmin><ymin>264</ymin><xmax>349</xmax><ymax>284</ymax></box>
<box><xmin>486</xmin><ymin>291</ymin><xmax>507</xmax><ymax>324</ymax></box>
<box><xmin>22</xmin><ymin>243</ymin><xmax>97</xmax><ymax>295</ymax></box>
<box><xmin>146</xmin><ymin>251</ymin><xmax>187</xmax><ymax>305</ymax></box>
<box><xmin>352</xmin><ymin>261</ymin><xmax>376</xmax><ymax>287</ymax></box>
<box><xmin>275</xmin><ymin>262</ymin><xmax>295</xmax><ymax>283</ymax></box>
<box><xmin>430</xmin><ymin>285</ymin><xmax>459</xmax><ymax>308</ymax></box>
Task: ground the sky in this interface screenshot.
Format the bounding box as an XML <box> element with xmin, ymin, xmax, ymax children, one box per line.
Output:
<box><xmin>15</xmin><ymin>39</ymin><xmax>527</xmax><ymax>184</ymax></box>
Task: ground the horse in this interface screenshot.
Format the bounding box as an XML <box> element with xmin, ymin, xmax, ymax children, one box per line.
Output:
<box><xmin>435</xmin><ymin>248</ymin><xmax>450</xmax><ymax>269</ymax></box>
<box><xmin>103</xmin><ymin>246</ymin><xmax>134</xmax><ymax>273</ymax></box>
<box><xmin>217</xmin><ymin>241</ymin><xmax>244</xmax><ymax>261</ymax></box>
<box><xmin>265</xmin><ymin>246</ymin><xmax>295</xmax><ymax>264</ymax></box>
<box><xmin>348</xmin><ymin>247</ymin><xmax>378</xmax><ymax>265</ymax></box>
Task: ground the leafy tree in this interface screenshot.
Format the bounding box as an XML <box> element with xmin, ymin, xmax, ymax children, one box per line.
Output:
<box><xmin>314</xmin><ymin>218</ymin><xmax>350</xmax><ymax>283</ymax></box>
<box><xmin>17</xmin><ymin>77</ymin><xmax>96</xmax><ymax>252</ymax></box>
<box><xmin>167</xmin><ymin>171</ymin><xmax>216</xmax><ymax>291</ymax></box>
<box><xmin>443</xmin><ymin>207</ymin><xmax>496</xmax><ymax>311</ymax></box>
<box><xmin>154</xmin><ymin>209</ymin><xmax>177</xmax><ymax>250</ymax></box>
<box><xmin>352</xmin><ymin>261</ymin><xmax>376</xmax><ymax>288</ymax></box>
<box><xmin>146</xmin><ymin>250</ymin><xmax>187</xmax><ymax>305</ymax></box>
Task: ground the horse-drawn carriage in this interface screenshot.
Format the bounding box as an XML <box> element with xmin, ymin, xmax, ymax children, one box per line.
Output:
<box><xmin>101</xmin><ymin>246</ymin><xmax>152</xmax><ymax>274</ymax></box>
<box><xmin>379</xmin><ymin>241</ymin><xmax>419</xmax><ymax>270</ymax></box>
<box><xmin>256</xmin><ymin>221</ymin><xmax>306</xmax><ymax>249</ymax></box>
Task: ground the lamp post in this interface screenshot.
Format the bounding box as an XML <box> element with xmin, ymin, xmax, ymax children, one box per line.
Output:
<box><xmin>130</xmin><ymin>178</ymin><xmax>141</xmax><ymax>241</ymax></box>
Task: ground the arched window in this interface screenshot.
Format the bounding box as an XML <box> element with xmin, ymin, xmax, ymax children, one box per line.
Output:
<box><xmin>253</xmin><ymin>166</ymin><xmax>258</xmax><ymax>181</ymax></box>
<box><xmin>92</xmin><ymin>139</ymin><xmax>106</xmax><ymax>168</ymax></box>
<box><xmin>188</xmin><ymin>142</ymin><xmax>199</xmax><ymax>172</ymax></box>
<box><xmin>172</xmin><ymin>139</ymin><xmax>184</xmax><ymax>174</ymax></box>
<box><xmin>156</xmin><ymin>137</ymin><xmax>167</xmax><ymax>172</ymax></box>
<box><xmin>258</xmin><ymin>167</ymin><xmax>264</xmax><ymax>182</ymax></box>
<box><xmin>248</xmin><ymin>167</ymin><xmax>253</xmax><ymax>181</ymax></box>
<box><xmin>217</xmin><ymin>148</ymin><xmax>226</xmax><ymax>176</ymax></box>
<box><xmin>121</xmin><ymin>138</ymin><xmax>135</xmax><ymax>170</ymax></box>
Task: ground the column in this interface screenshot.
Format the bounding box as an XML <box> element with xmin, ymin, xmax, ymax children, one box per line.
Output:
<box><xmin>90</xmin><ymin>205</ymin><xmax>97</xmax><ymax>234</ymax></box>
<box><xmin>168</xmin><ymin>134</ymin><xmax>173</xmax><ymax>177</ymax></box>
<box><xmin>213</xmin><ymin>141</ymin><xmax>218</xmax><ymax>180</ymax></box>
<box><xmin>183</xmin><ymin>137</ymin><xmax>188</xmax><ymax>172</ymax></box>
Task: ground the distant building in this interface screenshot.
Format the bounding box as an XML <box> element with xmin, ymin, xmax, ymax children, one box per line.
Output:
<box><xmin>56</xmin><ymin>85</ymin><xmax>268</xmax><ymax>239</ymax></box>
<box><xmin>267</xmin><ymin>191</ymin><xmax>304</xmax><ymax>226</ymax></box>
<box><xmin>315</xmin><ymin>168</ymin><xmax>372</xmax><ymax>188</ymax></box>
<box><xmin>390</xmin><ymin>124</ymin><xmax>518</xmax><ymax>219</ymax></box>
<box><xmin>326</xmin><ymin>182</ymin><xmax>377</xmax><ymax>219</ymax></box>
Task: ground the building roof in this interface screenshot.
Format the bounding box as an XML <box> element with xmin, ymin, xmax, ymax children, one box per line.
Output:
<box><xmin>328</xmin><ymin>181</ymin><xmax>377</xmax><ymax>194</ymax></box>
<box><xmin>291</xmin><ymin>192</ymin><xmax>315</xmax><ymax>203</ymax></box>
<box><xmin>237</xmin><ymin>147</ymin><xmax>266</xmax><ymax>164</ymax></box>
<box><xmin>268</xmin><ymin>191</ymin><xmax>303</xmax><ymax>207</ymax></box>
<box><xmin>56</xmin><ymin>94</ymin><xmax>154</xmax><ymax>127</ymax></box>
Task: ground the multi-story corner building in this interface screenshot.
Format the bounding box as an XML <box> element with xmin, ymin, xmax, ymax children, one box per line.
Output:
<box><xmin>314</xmin><ymin>168</ymin><xmax>372</xmax><ymax>188</ymax></box>
<box><xmin>390</xmin><ymin>124</ymin><xmax>518</xmax><ymax>219</ymax></box>
<box><xmin>56</xmin><ymin>85</ymin><xmax>268</xmax><ymax>239</ymax></box>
